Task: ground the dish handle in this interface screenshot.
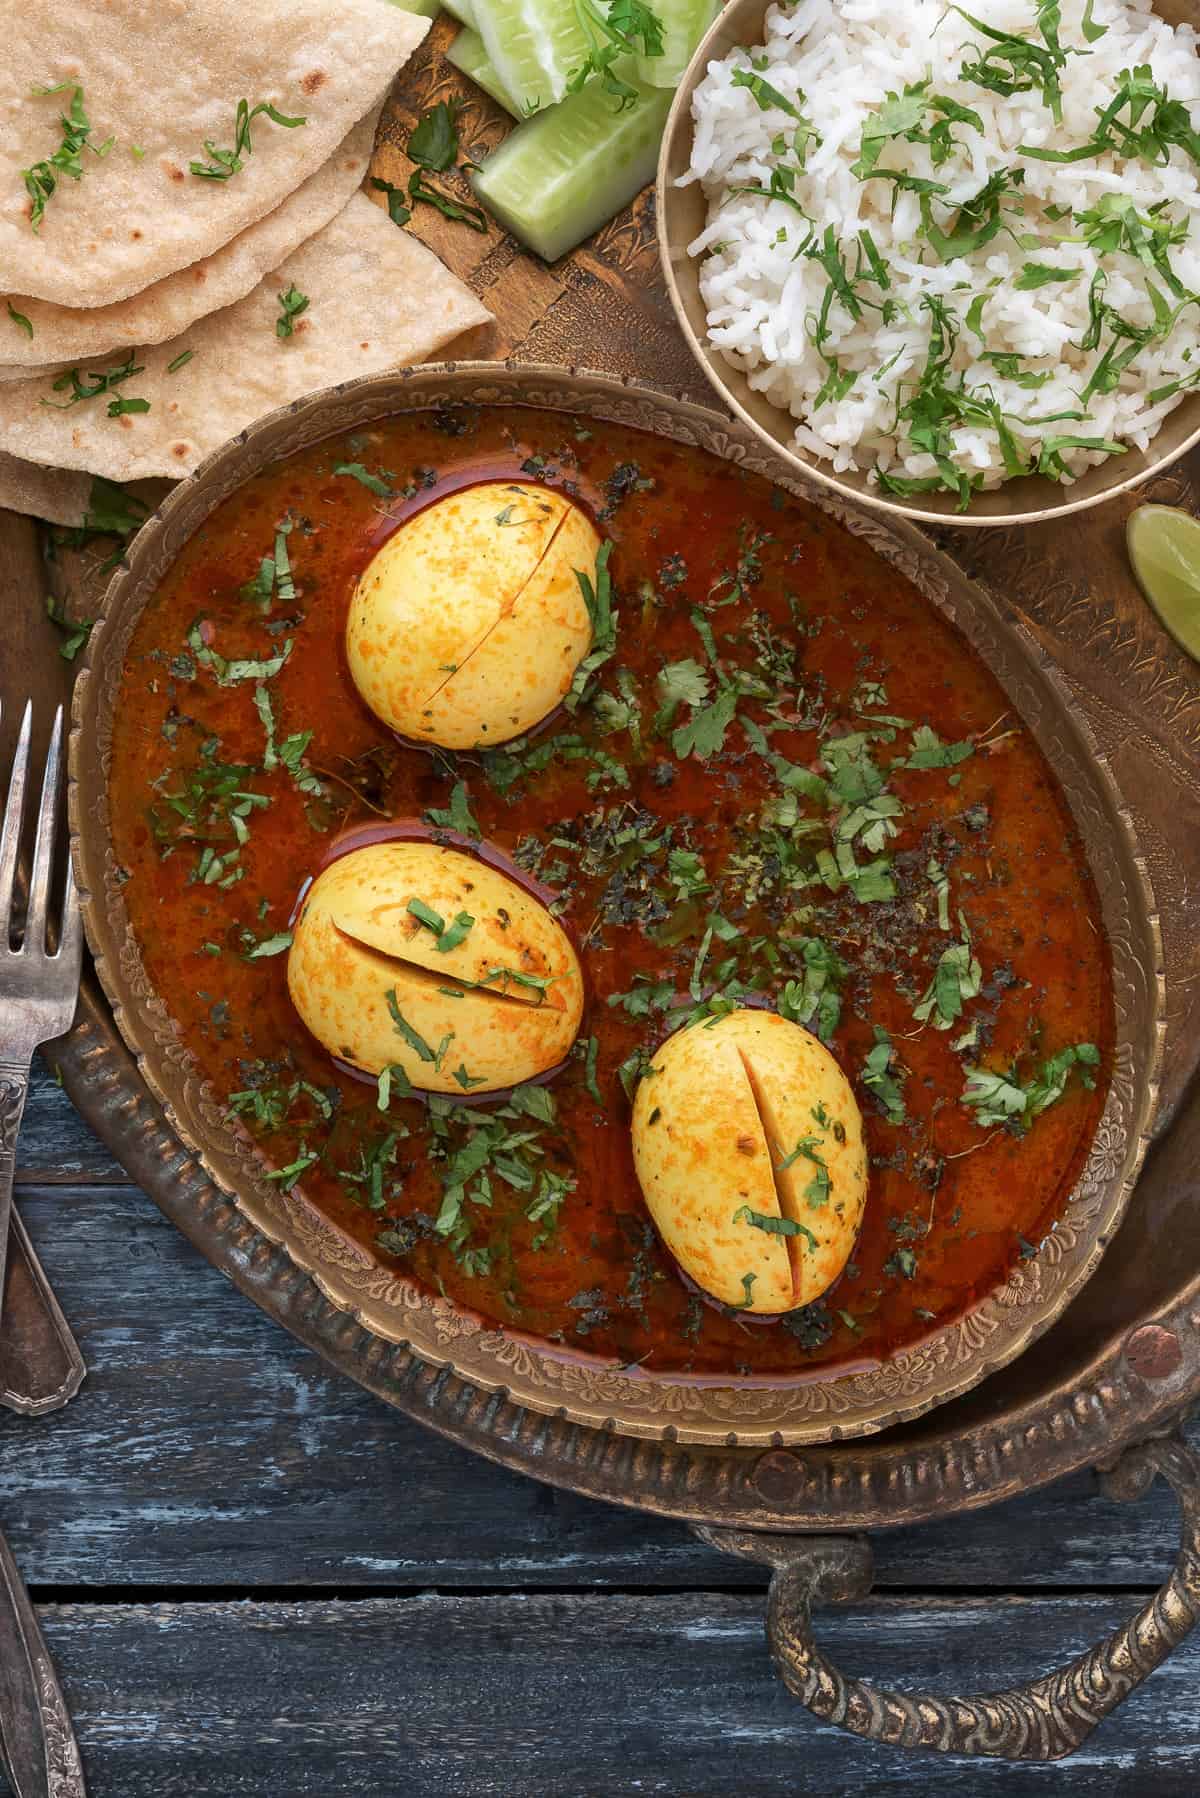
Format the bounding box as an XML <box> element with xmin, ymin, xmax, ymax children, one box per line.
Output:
<box><xmin>693</xmin><ymin>1431</ymin><xmax>1200</xmax><ymax>1761</ymax></box>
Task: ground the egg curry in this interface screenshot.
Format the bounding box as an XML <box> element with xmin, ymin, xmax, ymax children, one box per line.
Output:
<box><xmin>107</xmin><ymin>406</ymin><xmax>1112</xmax><ymax>1375</ymax></box>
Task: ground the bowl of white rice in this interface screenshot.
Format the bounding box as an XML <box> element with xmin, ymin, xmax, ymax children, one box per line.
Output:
<box><xmin>658</xmin><ymin>0</ymin><xmax>1200</xmax><ymax>524</ymax></box>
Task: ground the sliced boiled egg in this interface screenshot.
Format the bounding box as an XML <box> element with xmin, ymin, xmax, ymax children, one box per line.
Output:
<box><xmin>287</xmin><ymin>841</ymin><xmax>584</xmax><ymax>1093</ymax></box>
<box><xmin>345</xmin><ymin>481</ymin><xmax>601</xmax><ymax>749</ymax></box>
<box><xmin>630</xmin><ymin>1009</ymin><xmax>867</xmax><ymax>1314</ymax></box>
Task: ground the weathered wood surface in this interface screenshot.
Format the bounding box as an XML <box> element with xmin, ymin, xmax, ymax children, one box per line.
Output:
<box><xmin>22</xmin><ymin>1592</ymin><xmax>1200</xmax><ymax>1796</ymax></box>
<box><xmin>5</xmin><ymin>1078</ymin><xmax>1196</xmax><ymax>1594</ymax></box>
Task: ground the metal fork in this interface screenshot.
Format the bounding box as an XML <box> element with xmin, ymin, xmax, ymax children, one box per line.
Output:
<box><xmin>0</xmin><ymin>701</ymin><xmax>86</xmax><ymax>1397</ymax></box>
<box><xmin>0</xmin><ymin>700</ymin><xmax>88</xmax><ymax>1798</ymax></box>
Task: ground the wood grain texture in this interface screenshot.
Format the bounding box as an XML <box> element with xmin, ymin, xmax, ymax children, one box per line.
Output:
<box><xmin>23</xmin><ymin>1592</ymin><xmax>1200</xmax><ymax>1796</ymax></box>
<box><xmin>1</xmin><ymin>1160</ymin><xmax>1195</xmax><ymax>1594</ymax></box>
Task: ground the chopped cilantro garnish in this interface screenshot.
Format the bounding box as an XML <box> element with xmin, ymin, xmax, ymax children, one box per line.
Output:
<box><xmin>263</xmin><ymin>1146</ymin><xmax>318</xmax><ymax>1190</ymax></box>
<box><xmin>409</xmin><ymin>101</ymin><xmax>462</xmax><ymax>172</ymax></box>
<box><xmin>453</xmin><ymin>1064</ymin><xmax>488</xmax><ymax>1091</ymax></box>
<box><xmin>731</xmin><ymin>1271</ymin><xmax>758</xmax><ymax>1310</ymax></box>
<box><xmin>376</xmin><ymin>1062</ymin><xmax>415</xmax><ymax>1110</ymax></box>
<box><xmin>862</xmin><ymin>1026</ymin><xmax>906</xmax><ymax>1124</ymax></box>
<box><xmin>275</xmin><ymin>285</ymin><xmax>309</xmax><ymax>339</ymax></box>
<box><xmin>733</xmin><ymin>1205</ymin><xmax>818</xmax><ymax>1250</ymax></box>
<box><xmin>1015</xmin><ymin>262</ymin><xmax>1078</xmax><ymax>290</ymax></box>
<box><xmin>954</xmin><ymin>4</ymin><xmax>1071</xmax><ymax>123</ymax></box>
<box><xmin>566</xmin><ymin>541</ymin><xmax>619</xmax><ymax>712</ymax></box>
<box><xmin>407</xmin><ymin>897</ymin><xmax>475</xmax><ymax>953</ymax></box>
<box><xmin>21</xmin><ymin>84</ymin><xmax>112</xmax><ymax>232</ymax></box>
<box><xmin>384</xmin><ymin>990</ymin><xmax>448</xmax><ymax>1068</ymax></box>
<box><xmin>778</xmin><ymin>936</ymin><xmax>847</xmax><ymax>1044</ymax></box>
<box><xmin>334</xmin><ymin>461</ymin><xmax>394</xmax><ymax>497</ymax></box>
<box><xmin>914</xmin><ymin>913</ymin><xmax>982</xmax><ymax>1030</ymax></box>
<box><xmin>369</xmin><ymin>176</ymin><xmax>411</xmax><ymax>227</ymax></box>
<box><xmin>963</xmin><ymin>1042</ymin><xmax>1100</xmax><ymax>1129</ymax></box>
<box><xmin>425</xmin><ymin>780</ymin><xmax>482</xmax><ymax>838</ymax></box>
<box><xmin>732</xmin><ymin>67</ymin><xmax>804</xmax><ymax>120</ymax></box>
<box><xmin>240</xmin><ymin>521</ymin><xmax>296</xmax><ymax>612</ymax></box>
<box><xmin>243</xmin><ymin>930</ymin><xmax>293</xmax><ymax>959</ymax></box>
<box><xmin>187</xmin><ymin>621</ymin><xmax>292</xmax><ymax>686</ymax></box>
<box><xmin>388</xmin><ymin>102</ymin><xmax>488</xmax><ymax>232</ymax></box>
<box><xmin>672</xmin><ymin>684</ymin><xmax>738</xmax><ymax>761</ymax></box>
<box><xmin>44</xmin><ymin>593</ymin><xmax>92</xmax><ymax>662</ymax></box>
<box><xmin>567</xmin><ymin>0</ymin><xmax>665</xmax><ymax>111</ymax></box>
<box><xmin>41</xmin><ymin>351</ymin><xmax>145</xmax><ymax>411</ymax></box>
<box><xmin>190</xmin><ymin>99</ymin><xmax>306</xmax><ymax>181</ymax></box>
<box><xmin>901</xmin><ymin>724</ymin><xmax>974</xmax><ymax>770</ymax></box>
<box><xmin>6</xmin><ymin>303</ymin><xmax>33</xmax><ymax>339</ymax></box>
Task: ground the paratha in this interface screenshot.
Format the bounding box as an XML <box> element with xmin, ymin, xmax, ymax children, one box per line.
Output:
<box><xmin>0</xmin><ymin>107</ymin><xmax>380</xmax><ymax>371</ymax></box>
<box><xmin>2</xmin><ymin>0</ymin><xmax>427</xmax><ymax>306</ymax></box>
<box><xmin>0</xmin><ymin>194</ymin><xmax>492</xmax><ymax>481</ymax></box>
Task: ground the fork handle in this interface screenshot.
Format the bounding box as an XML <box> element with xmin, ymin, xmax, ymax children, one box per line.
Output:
<box><xmin>0</xmin><ymin>1209</ymin><xmax>85</xmax><ymax>1417</ymax></box>
<box><xmin>0</xmin><ymin>1059</ymin><xmax>30</xmax><ymax>1315</ymax></box>
<box><xmin>0</xmin><ymin>1059</ymin><xmax>84</xmax><ymax>1415</ymax></box>
<box><xmin>0</xmin><ymin>1520</ymin><xmax>86</xmax><ymax>1797</ymax></box>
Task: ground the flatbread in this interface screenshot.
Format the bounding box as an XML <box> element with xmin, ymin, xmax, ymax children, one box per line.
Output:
<box><xmin>0</xmin><ymin>193</ymin><xmax>492</xmax><ymax>480</ymax></box>
<box><xmin>2</xmin><ymin>0</ymin><xmax>428</xmax><ymax>307</ymax></box>
<box><xmin>0</xmin><ymin>450</ymin><xmax>94</xmax><ymax>524</ymax></box>
<box><xmin>0</xmin><ymin>451</ymin><xmax>168</xmax><ymax>525</ymax></box>
<box><xmin>0</xmin><ymin>106</ymin><xmax>380</xmax><ymax>371</ymax></box>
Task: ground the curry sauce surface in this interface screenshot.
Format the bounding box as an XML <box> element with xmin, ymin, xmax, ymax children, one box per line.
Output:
<box><xmin>107</xmin><ymin>407</ymin><xmax>1112</xmax><ymax>1377</ymax></box>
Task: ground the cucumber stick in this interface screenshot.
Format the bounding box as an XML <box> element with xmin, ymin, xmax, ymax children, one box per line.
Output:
<box><xmin>472</xmin><ymin>0</ymin><xmax>592</xmax><ymax>112</ymax></box>
<box><xmin>447</xmin><ymin>27</ymin><xmax>520</xmax><ymax>116</ymax></box>
<box><xmin>472</xmin><ymin>80</ymin><xmax>672</xmax><ymax>262</ymax></box>
<box><xmin>635</xmin><ymin>0</ymin><xmax>718</xmax><ymax>87</ymax></box>
<box><xmin>387</xmin><ymin>0</ymin><xmax>441</xmax><ymax>16</ymax></box>
<box><xmin>440</xmin><ymin>0</ymin><xmax>478</xmax><ymax>26</ymax></box>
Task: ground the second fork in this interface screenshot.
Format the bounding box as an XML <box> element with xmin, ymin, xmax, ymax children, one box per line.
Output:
<box><xmin>0</xmin><ymin>701</ymin><xmax>86</xmax><ymax>1412</ymax></box>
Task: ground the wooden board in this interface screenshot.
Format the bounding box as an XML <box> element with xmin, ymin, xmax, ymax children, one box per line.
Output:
<box><xmin>26</xmin><ymin>1592</ymin><xmax>1200</xmax><ymax>1796</ymax></box>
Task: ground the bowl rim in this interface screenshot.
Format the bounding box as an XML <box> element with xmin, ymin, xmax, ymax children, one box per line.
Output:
<box><xmin>68</xmin><ymin>358</ymin><xmax>1164</xmax><ymax>1446</ymax></box>
<box><xmin>654</xmin><ymin>0</ymin><xmax>1200</xmax><ymax>529</ymax></box>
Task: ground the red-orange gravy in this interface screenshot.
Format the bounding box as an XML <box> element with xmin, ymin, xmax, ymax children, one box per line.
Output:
<box><xmin>108</xmin><ymin>408</ymin><xmax>1112</xmax><ymax>1377</ymax></box>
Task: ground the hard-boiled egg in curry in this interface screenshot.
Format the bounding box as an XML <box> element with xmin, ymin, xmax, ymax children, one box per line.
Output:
<box><xmin>631</xmin><ymin>1010</ymin><xmax>867</xmax><ymax>1314</ymax></box>
<box><xmin>287</xmin><ymin>841</ymin><xmax>583</xmax><ymax>1094</ymax></box>
<box><xmin>345</xmin><ymin>481</ymin><xmax>601</xmax><ymax>748</ymax></box>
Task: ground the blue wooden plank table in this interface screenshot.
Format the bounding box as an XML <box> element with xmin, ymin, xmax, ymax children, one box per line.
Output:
<box><xmin>1</xmin><ymin>1062</ymin><xmax>1196</xmax><ymax>1795</ymax></box>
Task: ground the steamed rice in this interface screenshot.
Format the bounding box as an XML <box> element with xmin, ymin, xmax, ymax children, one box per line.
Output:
<box><xmin>684</xmin><ymin>0</ymin><xmax>1200</xmax><ymax>500</ymax></box>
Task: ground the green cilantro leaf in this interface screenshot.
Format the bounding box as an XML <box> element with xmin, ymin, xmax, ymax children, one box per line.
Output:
<box><xmin>1015</xmin><ymin>262</ymin><xmax>1078</xmax><ymax>290</ymax></box>
<box><xmin>733</xmin><ymin>1205</ymin><xmax>818</xmax><ymax>1250</ymax></box>
<box><xmin>914</xmin><ymin>913</ymin><xmax>982</xmax><ymax>1030</ymax></box>
<box><xmin>21</xmin><ymin>84</ymin><xmax>113</xmax><ymax>232</ymax></box>
<box><xmin>862</xmin><ymin>1026</ymin><xmax>906</xmax><ymax>1124</ymax></box>
<box><xmin>275</xmin><ymin>285</ymin><xmax>310</xmax><ymax>339</ymax></box>
<box><xmin>408</xmin><ymin>101</ymin><xmax>461</xmax><ymax>173</ymax></box>
<box><xmin>190</xmin><ymin>99</ymin><xmax>306</xmax><ymax>181</ymax></box>
<box><xmin>425</xmin><ymin>779</ymin><xmax>482</xmax><ymax>838</ymax></box>
<box><xmin>334</xmin><ymin>462</ymin><xmax>394</xmax><ymax>497</ymax></box>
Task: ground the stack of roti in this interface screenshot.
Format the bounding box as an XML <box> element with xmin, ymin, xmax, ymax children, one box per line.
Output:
<box><xmin>0</xmin><ymin>0</ymin><xmax>491</xmax><ymax>525</ymax></box>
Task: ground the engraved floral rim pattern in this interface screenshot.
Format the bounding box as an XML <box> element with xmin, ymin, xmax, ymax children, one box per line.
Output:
<box><xmin>68</xmin><ymin>363</ymin><xmax>1165</xmax><ymax>1447</ymax></box>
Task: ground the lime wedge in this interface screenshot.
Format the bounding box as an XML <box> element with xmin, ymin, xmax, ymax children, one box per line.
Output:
<box><xmin>1127</xmin><ymin>504</ymin><xmax>1200</xmax><ymax>663</ymax></box>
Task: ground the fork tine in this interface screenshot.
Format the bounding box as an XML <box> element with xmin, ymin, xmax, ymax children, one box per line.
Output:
<box><xmin>56</xmin><ymin>850</ymin><xmax>83</xmax><ymax>973</ymax></box>
<box><xmin>25</xmin><ymin>705</ymin><xmax>64</xmax><ymax>953</ymax></box>
<box><xmin>0</xmin><ymin>700</ymin><xmax>32</xmax><ymax>945</ymax></box>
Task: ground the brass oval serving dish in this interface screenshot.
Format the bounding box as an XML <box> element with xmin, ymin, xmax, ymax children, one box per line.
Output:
<box><xmin>657</xmin><ymin>0</ymin><xmax>1200</xmax><ymax>529</ymax></box>
<box><xmin>69</xmin><ymin>362</ymin><xmax>1164</xmax><ymax>1447</ymax></box>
